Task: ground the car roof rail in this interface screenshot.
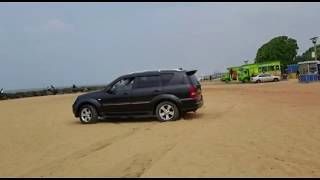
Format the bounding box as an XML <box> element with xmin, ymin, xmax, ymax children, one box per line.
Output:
<box><xmin>158</xmin><ymin>68</ymin><xmax>184</xmax><ymax>72</ymax></box>
<box><xmin>129</xmin><ymin>68</ymin><xmax>186</xmax><ymax>74</ymax></box>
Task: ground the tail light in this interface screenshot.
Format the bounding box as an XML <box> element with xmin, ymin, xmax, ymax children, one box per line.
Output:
<box><xmin>189</xmin><ymin>85</ymin><xmax>197</xmax><ymax>99</ymax></box>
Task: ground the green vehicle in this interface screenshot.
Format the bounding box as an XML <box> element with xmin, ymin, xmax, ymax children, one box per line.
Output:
<box><xmin>220</xmin><ymin>72</ymin><xmax>229</xmax><ymax>81</ymax></box>
<box><xmin>221</xmin><ymin>66</ymin><xmax>241</xmax><ymax>82</ymax></box>
<box><xmin>238</xmin><ymin>61</ymin><xmax>282</xmax><ymax>82</ymax></box>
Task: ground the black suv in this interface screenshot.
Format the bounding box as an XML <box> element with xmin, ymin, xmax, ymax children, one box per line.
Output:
<box><xmin>72</xmin><ymin>69</ymin><xmax>203</xmax><ymax>124</ymax></box>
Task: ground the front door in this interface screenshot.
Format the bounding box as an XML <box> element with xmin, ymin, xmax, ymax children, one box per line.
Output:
<box><xmin>101</xmin><ymin>77</ymin><xmax>134</xmax><ymax>115</ymax></box>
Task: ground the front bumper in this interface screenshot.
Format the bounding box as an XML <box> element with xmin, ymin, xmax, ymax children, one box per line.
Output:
<box><xmin>72</xmin><ymin>99</ymin><xmax>80</xmax><ymax>117</ymax></box>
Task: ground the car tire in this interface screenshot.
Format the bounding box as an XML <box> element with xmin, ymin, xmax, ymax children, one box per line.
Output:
<box><xmin>156</xmin><ymin>101</ymin><xmax>180</xmax><ymax>122</ymax></box>
<box><xmin>273</xmin><ymin>78</ymin><xmax>279</xmax><ymax>82</ymax></box>
<box><xmin>256</xmin><ymin>80</ymin><xmax>261</xmax><ymax>83</ymax></box>
<box><xmin>79</xmin><ymin>105</ymin><xmax>99</xmax><ymax>124</ymax></box>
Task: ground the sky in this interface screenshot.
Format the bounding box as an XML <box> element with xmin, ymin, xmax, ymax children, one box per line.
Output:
<box><xmin>1</xmin><ymin>2</ymin><xmax>320</xmax><ymax>90</ymax></box>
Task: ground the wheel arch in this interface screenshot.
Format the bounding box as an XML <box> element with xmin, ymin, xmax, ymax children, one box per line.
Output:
<box><xmin>152</xmin><ymin>94</ymin><xmax>182</xmax><ymax>116</ymax></box>
<box><xmin>76</xmin><ymin>99</ymin><xmax>101</xmax><ymax>117</ymax></box>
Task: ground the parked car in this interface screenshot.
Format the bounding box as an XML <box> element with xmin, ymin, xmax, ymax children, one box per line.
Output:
<box><xmin>72</xmin><ymin>69</ymin><xmax>203</xmax><ymax>124</ymax></box>
<box><xmin>251</xmin><ymin>73</ymin><xmax>281</xmax><ymax>83</ymax></box>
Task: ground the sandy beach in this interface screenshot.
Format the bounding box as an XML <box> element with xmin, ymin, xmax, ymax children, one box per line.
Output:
<box><xmin>1</xmin><ymin>79</ymin><xmax>320</xmax><ymax>177</ymax></box>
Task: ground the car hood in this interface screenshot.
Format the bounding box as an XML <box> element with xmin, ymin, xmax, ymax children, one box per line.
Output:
<box><xmin>78</xmin><ymin>90</ymin><xmax>106</xmax><ymax>100</ymax></box>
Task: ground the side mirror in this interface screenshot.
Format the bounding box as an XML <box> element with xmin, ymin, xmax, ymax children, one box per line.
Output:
<box><xmin>106</xmin><ymin>88</ymin><xmax>114</xmax><ymax>94</ymax></box>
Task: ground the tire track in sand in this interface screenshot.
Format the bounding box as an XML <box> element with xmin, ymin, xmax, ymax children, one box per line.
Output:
<box><xmin>19</xmin><ymin>127</ymin><xmax>141</xmax><ymax>177</ymax></box>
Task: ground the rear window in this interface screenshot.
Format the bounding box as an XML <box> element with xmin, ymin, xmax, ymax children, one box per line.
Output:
<box><xmin>161</xmin><ymin>73</ymin><xmax>187</xmax><ymax>86</ymax></box>
<box><xmin>189</xmin><ymin>74</ymin><xmax>199</xmax><ymax>85</ymax></box>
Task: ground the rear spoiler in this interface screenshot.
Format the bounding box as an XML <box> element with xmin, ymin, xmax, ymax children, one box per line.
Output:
<box><xmin>186</xmin><ymin>70</ymin><xmax>197</xmax><ymax>76</ymax></box>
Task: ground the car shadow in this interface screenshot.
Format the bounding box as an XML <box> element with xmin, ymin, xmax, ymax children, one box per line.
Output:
<box><xmin>71</xmin><ymin>112</ymin><xmax>203</xmax><ymax>125</ymax></box>
<box><xmin>181</xmin><ymin>112</ymin><xmax>204</xmax><ymax>120</ymax></box>
<box><xmin>70</xmin><ymin>117</ymin><xmax>157</xmax><ymax>125</ymax></box>
<box><xmin>99</xmin><ymin>117</ymin><xmax>158</xmax><ymax>124</ymax></box>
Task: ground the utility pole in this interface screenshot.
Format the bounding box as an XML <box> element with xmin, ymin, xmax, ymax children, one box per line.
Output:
<box><xmin>310</xmin><ymin>36</ymin><xmax>318</xmax><ymax>61</ymax></box>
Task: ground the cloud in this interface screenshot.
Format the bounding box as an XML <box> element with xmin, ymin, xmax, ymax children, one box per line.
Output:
<box><xmin>42</xmin><ymin>19</ymin><xmax>74</xmax><ymax>32</ymax></box>
<box><xmin>24</xmin><ymin>19</ymin><xmax>74</xmax><ymax>33</ymax></box>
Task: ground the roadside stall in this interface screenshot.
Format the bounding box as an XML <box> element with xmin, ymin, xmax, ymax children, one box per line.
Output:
<box><xmin>287</xmin><ymin>64</ymin><xmax>299</xmax><ymax>79</ymax></box>
<box><xmin>298</xmin><ymin>60</ymin><xmax>320</xmax><ymax>83</ymax></box>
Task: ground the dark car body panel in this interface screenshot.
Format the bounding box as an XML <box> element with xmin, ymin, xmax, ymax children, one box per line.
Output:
<box><xmin>72</xmin><ymin>69</ymin><xmax>203</xmax><ymax>119</ymax></box>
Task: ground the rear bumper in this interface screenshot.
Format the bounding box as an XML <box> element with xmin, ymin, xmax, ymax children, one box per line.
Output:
<box><xmin>180</xmin><ymin>96</ymin><xmax>203</xmax><ymax>112</ymax></box>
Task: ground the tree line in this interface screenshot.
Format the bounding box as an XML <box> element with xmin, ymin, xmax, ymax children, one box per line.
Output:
<box><xmin>254</xmin><ymin>35</ymin><xmax>319</xmax><ymax>67</ymax></box>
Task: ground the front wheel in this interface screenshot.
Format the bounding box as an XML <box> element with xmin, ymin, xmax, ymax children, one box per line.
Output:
<box><xmin>79</xmin><ymin>105</ymin><xmax>99</xmax><ymax>124</ymax></box>
<box><xmin>256</xmin><ymin>80</ymin><xmax>262</xmax><ymax>83</ymax></box>
<box><xmin>156</xmin><ymin>101</ymin><xmax>180</xmax><ymax>122</ymax></box>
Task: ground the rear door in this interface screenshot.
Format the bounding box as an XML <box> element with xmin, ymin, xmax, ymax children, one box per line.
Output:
<box><xmin>130</xmin><ymin>75</ymin><xmax>162</xmax><ymax>114</ymax></box>
<box><xmin>161</xmin><ymin>72</ymin><xmax>190</xmax><ymax>99</ymax></box>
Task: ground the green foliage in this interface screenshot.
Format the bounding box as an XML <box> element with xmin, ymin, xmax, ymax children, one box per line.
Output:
<box><xmin>295</xmin><ymin>44</ymin><xmax>320</xmax><ymax>63</ymax></box>
<box><xmin>255</xmin><ymin>36</ymin><xmax>299</xmax><ymax>66</ymax></box>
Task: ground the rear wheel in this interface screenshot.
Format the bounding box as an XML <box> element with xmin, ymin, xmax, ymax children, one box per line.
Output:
<box><xmin>273</xmin><ymin>78</ymin><xmax>279</xmax><ymax>82</ymax></box>
<box><xmin>79</xmin><ymin>105</ymin><xmax>99</xmax><ymax>124</ymax></box>
<box><xmin>156</xmin><ymin>101</ymin><xmax>180</xmax><ymax>122</ymax></box>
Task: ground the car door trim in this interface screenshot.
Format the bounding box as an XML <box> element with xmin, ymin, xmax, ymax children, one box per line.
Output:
<box><xmin>103</xmin><ymin>102</ymin><xmax>130</xmax><ymax>106</ymax></box>
<box><xmin>103</xmin><ymin>101</ymin><xmax>150</xmax><ymax>106</ymax></box>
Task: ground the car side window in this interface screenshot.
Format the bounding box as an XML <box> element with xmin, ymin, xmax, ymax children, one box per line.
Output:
<box><xmin>161</xmin><ymin>73</ymin><xmax>187</xmax><ymax>86</ymax></box>
<box><xmin>134</xmin><ymin>75</ymin><xmax>161</xmax><ymax>89</ymax></box>
<box><xmin>269</xmin><ymin>66</ymin><xmax>275</xmax><ymax>71</ymax></box>
<box><xmin>261</xmin><ymin>66</ymin><xmax>267</xmax><ymax>73</ymax></box>
<box><xmin>110</xmin><ymin>77</ymin><xmax>134</xmax><ymax>92</ymax></box>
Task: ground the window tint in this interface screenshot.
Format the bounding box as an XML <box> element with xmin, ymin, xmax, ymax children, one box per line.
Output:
<box><xmin>269</xmin><ymin>66</ymin><xmax>275</xmax><ymax>71</ymax></box>
<box><xmin>189</xmin><ymin>74</ymin><xmax>199</xmax><ymax>85</ymax></box>
<box><xmin>134</xmin><ymin>75</ymin><xmax>160</xmax><ymax>89</ymax></box>
<box><xmin>111</xmin><ymin>77</ymin><xmax>134</xmax><ymax>92</ymax></box>
<box><xmin>161</xmin><ymin>73</ymin><xmax>174</xmax><ymax>86</ymax></box>
<box><xmin>161</xmin><ymin>73</ymin><xmax>187</xmax><ymax>86</ymax></box>
<box><xmin>261</xmin><ymin>66</ymin><xmax>267</xmax><ymax>72</ymax></box>
<box><xmin>309</xmin><ymin>63</ymin><xmax>318</xmax><ymax>74</ymax></box>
